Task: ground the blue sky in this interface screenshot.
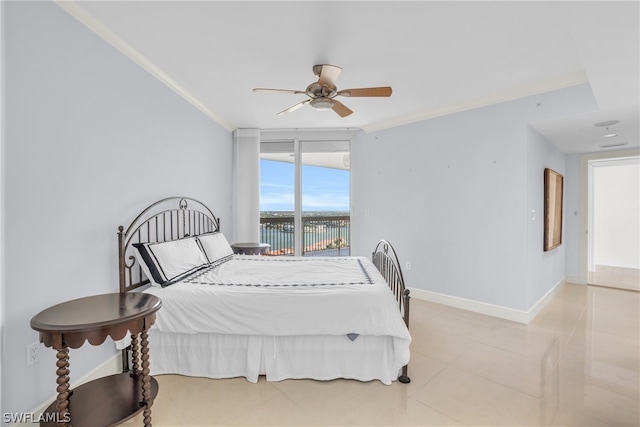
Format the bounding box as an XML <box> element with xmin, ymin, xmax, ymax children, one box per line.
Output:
<box><xmin>260</xmin><ymin>160</ymin><xmax>350</xmax><ymax>212</ymax></box>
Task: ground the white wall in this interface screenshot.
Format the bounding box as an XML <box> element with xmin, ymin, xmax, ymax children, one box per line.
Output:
<box><xmin>564</xmin><ymin>154</ymin><xmax>582</xmax><ymax>282</ymax></box>
<box><xmin>0</xmin><ymin>0</ymin><xmax>5</xmax><ymax>418</ymax></box>
<box><xmin>352</xmin><ymin>107</ymin><xmax>529</xmax><ymax>310</ymax></box>
<box><xmin>352</xmin><ymin>83</ymin><xmax>597</xmax><ymax>313</ymax></box>
<box><xmin>526</xmin><ymin>127</ymin><xmax>566</xmax><ymax>308</ymax></box>
<box><xmin>593</xmin><ymin>161</ymin><xmax>640</xmax><ymax>269</ymax></box>
<box><xmin>2</xmin><ymin>2</ymin><xmax>232</xmax><ymax>419</ymax></box>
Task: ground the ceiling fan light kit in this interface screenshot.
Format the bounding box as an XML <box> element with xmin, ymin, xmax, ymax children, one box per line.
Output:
<box><xmin>310</xmin><ymin>98</ymin><xmax>335</xmax><ymax>111</ymax></box>
<box><xmin>253</xmin><ymin>64</ymin><xmax>392</xmax><ymax>118</ymax></box>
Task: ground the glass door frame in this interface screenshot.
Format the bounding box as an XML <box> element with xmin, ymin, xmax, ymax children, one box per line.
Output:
<box><xmin>260</xmin><ymin>129</ymin><xmax>356</xmax><ymax>256</ymax></box>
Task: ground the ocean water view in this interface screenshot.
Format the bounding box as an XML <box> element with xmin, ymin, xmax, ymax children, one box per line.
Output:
<box><xmin>260</xmin><ymin>211</ymin><xmax>350</xmax><ymax>255</ymax></box>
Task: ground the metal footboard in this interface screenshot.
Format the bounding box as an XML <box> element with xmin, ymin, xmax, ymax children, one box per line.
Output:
<box><xmin>372</xmin><ymin>240</ymin><xmax>411</xmax><ymax>383</ymax></box>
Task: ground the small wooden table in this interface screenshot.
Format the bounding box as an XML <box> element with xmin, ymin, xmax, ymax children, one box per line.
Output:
<box><xmin>30</xmin><ymin>293</ymin><xmax>162</xmax><ymax>427</ymax></box>
<box><xmin>231</xmin><ymin>242</ymin><xmax>271</xmax><ymax>255</ymax></box>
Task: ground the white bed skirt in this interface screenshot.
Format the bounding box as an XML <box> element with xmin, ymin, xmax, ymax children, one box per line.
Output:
<box><xmin>147</xmin><ymin>329</ymin><xmax>408</xmax><ymax>385</ymax></box>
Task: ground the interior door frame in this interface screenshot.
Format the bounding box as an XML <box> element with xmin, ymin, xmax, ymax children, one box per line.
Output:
<box><xmin>579</xmin><ymin>148</ymin><xmax>640</xmax><ymax>284</ymax></box>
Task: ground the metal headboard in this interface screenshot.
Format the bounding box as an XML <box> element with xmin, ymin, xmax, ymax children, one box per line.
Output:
<box><xmin>372</xmin><ymin>239</ymin><xmax>411</xmax><ymax>383</ymax></box>
<box><xmin>117</xmin><ymin>197</ymin><xmax>221</xmax><ymax>293</ymax></box>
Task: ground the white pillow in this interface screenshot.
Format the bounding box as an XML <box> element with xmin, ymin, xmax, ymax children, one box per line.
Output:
<box><xmin>197</xmin><ymin>232</ymin><xmax>234</xmax><ymax>263</ymax></box>
<box><xmin>134</xmin><ymin>237</ymin><xmax>209</xmax><ymax>287</ymax></box>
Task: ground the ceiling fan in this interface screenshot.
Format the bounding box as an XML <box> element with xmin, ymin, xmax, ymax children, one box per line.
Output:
<box><xmin>253</xmin><ymin>64</ymin><xmax>392</xmax><ymax>118</ymax></box>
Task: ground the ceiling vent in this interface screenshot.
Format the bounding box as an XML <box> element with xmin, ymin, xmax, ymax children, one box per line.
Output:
<box><xmin>599</xmin><ymin>141</ymin><xmax>628</xmax><ymax>149</ymax></box>
<box><xmin>594</xmin><ymin>120</ymin><xmax>620</xmax><ymax>127</ymax></box>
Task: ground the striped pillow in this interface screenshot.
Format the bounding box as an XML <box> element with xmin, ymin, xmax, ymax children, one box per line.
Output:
<box><xmin>133</xmin><ymin>237</ymin><xmax>209</xmax><ymax>287</ymax></box>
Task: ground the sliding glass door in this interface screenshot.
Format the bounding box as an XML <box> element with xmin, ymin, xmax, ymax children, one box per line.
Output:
<box><xmin>260</xmin><ymin>139</ymin><xmax>350</xmax><ymax>256</ymax></box>
<box><xmin>259</xmin><ymin>141</ymin><xmax>296</xmax><ymax>255</ymax></box>
<box><xmin>300</xmin><ymin>140</ymin><xmax>350</xmax><ymax>256</ymax></box>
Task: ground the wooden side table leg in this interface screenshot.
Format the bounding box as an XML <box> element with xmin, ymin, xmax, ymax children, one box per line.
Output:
<box><xmin>131</xmin><ymin>333</ymin><xmax>139</xmax><ymax>374</ymax></box>
<box><xmin>55</xmin><ymin>347</ymin><xmax>70</xmax><ymax>426</ymax></box>
<box><xmin>140</xmin><ymin>329</ymin><xmax>152</xmax><ymax>427</ymax></box>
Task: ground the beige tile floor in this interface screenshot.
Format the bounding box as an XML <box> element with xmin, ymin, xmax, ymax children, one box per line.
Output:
<box><xmin>127</xmin><ymin>283</ymin><xmax>639</xmax><ymax>426</ymax></box>
<box><xmin>589</xmin><ymin>265</ymin><xmax>640</xmax><ymax>292</ymax></box>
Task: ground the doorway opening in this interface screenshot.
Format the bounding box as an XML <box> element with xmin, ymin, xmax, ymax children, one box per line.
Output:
<box><xmin>588</xmin><ymin>156</ymin><xmax>640</xmax><ymax>291</ymax></box>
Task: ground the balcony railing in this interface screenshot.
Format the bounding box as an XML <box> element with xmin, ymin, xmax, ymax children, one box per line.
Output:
<box><xmin>260</xmin><ymin>215</ymin><xmax>350</xmax><ymax>256</ymax></box>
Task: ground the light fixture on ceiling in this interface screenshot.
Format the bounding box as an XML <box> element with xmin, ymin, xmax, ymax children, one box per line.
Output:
<box><xmin>600</xmin><ymin>127</ymin><xmax>618</xmax><ymax>138</ymax></box>
<box><xmin>594</xmin><ymin>120</ymin><xmax>620</xmax><ymax>127</ymax></box>
<box><xmin>593</xmin><ymin>120</ymin><xmax>624</xmax><ymax>149</ymax></box>
<box><xmin>310</xmin><ymin>97</ymin><xmax>335</xmax><ymax>111</ymax></box>
<box><xmin>254</xmin><ymin>64</ymin><xmax>392</xmax><ymax>117</ymax></box>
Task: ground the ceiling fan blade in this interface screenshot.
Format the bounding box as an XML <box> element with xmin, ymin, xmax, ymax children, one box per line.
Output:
<box><xmin>253</xmin><ymin>88</ymin><xmax>306</xmax><ymax>95</ymax></box>
<box><xmin>277</xmin><ymin>99</ymin><xmax>310</xmax><ymax>116</ymax></box>
<box><xmin>337</xmin><ymin>87</ymin><xmax>392</xmax><ymax>97</ymax></box>
<box><xmin>318</xmin><ymin>64</ymin><xmax>342</xmax><ymax>87</ymax></box>
<box><xmin>331</xmin><ymin>99</ymin><xmax>353</xmax><ymax>118</ymax></box>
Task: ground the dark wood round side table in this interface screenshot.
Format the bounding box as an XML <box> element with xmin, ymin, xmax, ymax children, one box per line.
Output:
<box><xmin>231</xmin><ymin>242</ymin><xmax>271</xmax><ymax>255</ymax></box>
<box><xmin>30</xmin><ymin>293</ymin><xmax>162</xmax><ymax>427</ymax></box>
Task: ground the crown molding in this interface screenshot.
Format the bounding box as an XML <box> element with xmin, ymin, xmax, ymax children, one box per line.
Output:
<box><xmin>53</xmin><ymin>2</ymin><xmax>592</xmax><ymax>136</ymax></box>
<box><xmin>54</xmin><ymin>1</ymin><xmax>236</xmax><ymax>132</ymax></box>
<box><xmin>362</xmin><ymin>71</ymin><xmax>590</xmax><ymax>133</ymax></box>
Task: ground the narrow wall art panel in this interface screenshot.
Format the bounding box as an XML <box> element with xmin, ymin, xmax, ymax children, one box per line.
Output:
<box><xmin>544</xmin><ymin>168</ymin><xmax>564</xmax><ymax>251</ymax></box>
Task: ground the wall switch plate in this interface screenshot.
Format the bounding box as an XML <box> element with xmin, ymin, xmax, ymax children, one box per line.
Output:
<box><xmin>405</xmin><ymin>261</ymin><xmax>412</xmax><ymax>271</ymax></box>
<box><xmin>26</xmin><ymin>342</ymin><xmax>39</xmax><ymax>366</ymax></box>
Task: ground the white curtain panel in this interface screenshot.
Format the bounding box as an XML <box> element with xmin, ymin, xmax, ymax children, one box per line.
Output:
<box><xmin>232</xmin><ymin>128</ymin><xmax>261</xmax><ymax>243</ymax></box>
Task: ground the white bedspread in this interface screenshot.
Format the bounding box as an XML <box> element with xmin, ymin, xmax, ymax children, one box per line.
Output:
<box><xmin>143</xmin><ymin>256</ymin><xmax>411</xmax><ymax>343</ymax></box>
<box><xmin>184</xmin><ymin>256</ymin><xmax>374</xmax><ymax>287</ymax></box>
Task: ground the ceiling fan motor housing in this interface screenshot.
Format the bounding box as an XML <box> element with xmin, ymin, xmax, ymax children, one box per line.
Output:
<box><xmin>306</xmin><ymin>82</ymin><xmax>337</xmax><ymax>99</ymax></box>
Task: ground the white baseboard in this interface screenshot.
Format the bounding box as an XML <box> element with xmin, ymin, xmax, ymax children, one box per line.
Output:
<box><xmin>566</xmin><ymin>275</ymin><xmax>587</xmax><ymax>285</ymax></box>
<box><xmin>408</xmin><ymin>278</ymin><xmax>565</xmax><ymax>324</ymax></box>
<box><xmin>525</xmin><ymin>278</ymin><xmax>566</xmax><ymax>321</ymax></box>
<box><xmin>13</xmin><ymin>353</ymin><xmax>122</xmax><ymax>427</ymax></box>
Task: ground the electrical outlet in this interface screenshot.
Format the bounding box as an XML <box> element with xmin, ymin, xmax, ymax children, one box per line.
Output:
<box><xmin>405</xmin><ymin>261</ymin><xmax>412</xmax><ymax>271</ymax></box>
<box><xmin>26</xmin><ymin>342</ymin><xmax>39</xmax><ymax>366</ymax></box>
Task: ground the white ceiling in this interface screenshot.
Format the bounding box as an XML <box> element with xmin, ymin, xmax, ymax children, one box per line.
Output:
<box><xmin>58</xmin><ymin>1</ymin><xmax>639</xmax><ymax>154</ymax></box>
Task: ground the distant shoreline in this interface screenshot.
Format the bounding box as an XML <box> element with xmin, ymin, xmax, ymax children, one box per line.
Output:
<box><xmin>260</xmin><ymin>212</ymin><xmax>350</xmax><ymax>253</ymax></box>
<box><xmin>261</xmin><ymin>211</ymin><xmax>350</xmax><ymax>217</ymax></box>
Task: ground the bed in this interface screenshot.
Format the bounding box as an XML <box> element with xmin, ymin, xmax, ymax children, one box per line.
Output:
<box><xmin>118</xmin><ymin>197</ymin><xmax>411</xmax><ymax>385</ymax></box>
